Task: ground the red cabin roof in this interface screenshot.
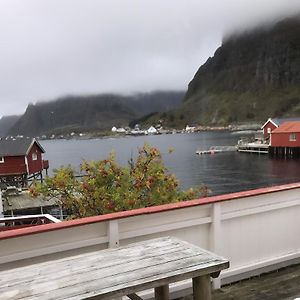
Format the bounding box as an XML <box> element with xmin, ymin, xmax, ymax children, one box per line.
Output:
<box><xmin>272</xmin><ymin>122</ymin><xmax>300</xmax><ymax>134</ymax></box>
<box><xmin>262</xmin><ymin>117</ymin><xmax>300</xmax><ymax>129</ymax></box>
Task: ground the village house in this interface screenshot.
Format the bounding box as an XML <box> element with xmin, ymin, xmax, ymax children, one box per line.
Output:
<box><xmin>185</xmin><ymin>125</ymin><xmax>196</xmax><ymax>133</ymax></box>
<box><xmin>147</xmin><ymin>126</ymin><xmax>158</xmax><ymax>134</ymax></box>
<box><xmin>261</xmin><ymin>117</ymin><xmax>300</xmax><ymax>139</ymax></box>
<box><xmin>270</xmin><ymin>121</ymin><xmax>300</xmax><ymax>158</ymax></box>
<box><xmin>0</xmin><ymin>138</ymin><xmax>48</xmax><ymax>187</ymax></box>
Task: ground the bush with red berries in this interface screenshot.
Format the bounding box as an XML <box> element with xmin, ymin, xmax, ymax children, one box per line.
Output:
<box><xmin>31</xmin><ymin>144</ymin><xmax>208</xmax><ymax>219</ymax></box>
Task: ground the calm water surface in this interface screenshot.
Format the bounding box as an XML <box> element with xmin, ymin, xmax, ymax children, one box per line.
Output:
<box><xmin>40</xmin><ymin>132</ymin><xmax>300</xmax><ymax>196</ymax></box>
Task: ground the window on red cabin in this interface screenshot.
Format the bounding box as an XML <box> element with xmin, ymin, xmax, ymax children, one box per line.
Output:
<box><xmin>32</xmin><ymin>153</ymin><xmax>38</xmax><ymax>160</ymax></box>
<box><xmin>267</xmin><ymin>128</ymin><xmax>271</xmax><ymax>134</ymax></box>
<box><xmin>0</xmin><ymin>157</ymin><xmax>4</xmax><ymax>163</ymax></box>
<box><xmin>289</xmin><ymin>133</ymin><xmax>296</xmax><ymax>141</ymax></box>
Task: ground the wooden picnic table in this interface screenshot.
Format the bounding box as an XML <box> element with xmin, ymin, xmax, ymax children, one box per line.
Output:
<box><xmin>0</xmin><ymin>236</ymin><xmax>229</xmax><ymax>300</ymax></box>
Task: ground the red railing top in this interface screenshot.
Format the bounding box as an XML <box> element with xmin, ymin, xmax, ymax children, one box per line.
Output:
<box><xmin>0</xmin><ymin>182</ymin><xmax>300</xmax><ymax>241</ymax></box>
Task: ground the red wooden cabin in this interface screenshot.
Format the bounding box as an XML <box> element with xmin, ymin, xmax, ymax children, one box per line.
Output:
<box><xmin>271</xmin><ymin>122</ymin><xmax>300</xmax><ymax>147</ymax></box>
<box><xmin>0</xmin><ymin>138</ymin><xmax>48</xmax><ymax>186</ymax></box>
<box><xmin>262</xmin><ymin>118</ymin><xmax>300</xmax><ymax>139</ymax></box>
<box><xmin>270</xmin><ymin>122</ymin><xmax>300</xmax><ymax>158</ymax></box>
<box><xmin>261</xmin><ymin>118</ymin><xmax>279</xmax><ymax>138</ymax></box>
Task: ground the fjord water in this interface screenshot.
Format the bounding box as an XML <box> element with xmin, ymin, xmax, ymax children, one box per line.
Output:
<box><xmin>40</xmin><ymin>132</ymin><xmax>300</xmax><ymax>196</ymax></box>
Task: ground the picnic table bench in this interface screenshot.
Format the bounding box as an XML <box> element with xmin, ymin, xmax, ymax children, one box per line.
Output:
<box><xmin>0</xmin><ymin>236</ymin><xmax>229</xmax><ymax>300</ymax></box>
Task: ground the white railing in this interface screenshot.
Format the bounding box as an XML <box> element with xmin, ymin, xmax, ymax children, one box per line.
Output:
<box><xmin>0</xmin><ymin>214</ymin><xmax>61</xmax><ymax>224</ymax></box>
<box><xmin>0</xmin><ymin>183</ymin><xmax>300</xmax><ymax>297</ymax></box>
<box><xmin>0</xmin><ymin>214</ymin><xmax>61</xmax><ymax>232</ymax></box>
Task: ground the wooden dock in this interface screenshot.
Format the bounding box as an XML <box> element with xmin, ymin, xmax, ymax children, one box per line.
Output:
<box><xmin>269</xmin><ymin>146</ymin><xmax>300</xmax><ymax>158</ymax></box>
<box><xmin>237</xmin><ymin>142</ymin><xmax>269</xmax><ymax>154</ymax></box>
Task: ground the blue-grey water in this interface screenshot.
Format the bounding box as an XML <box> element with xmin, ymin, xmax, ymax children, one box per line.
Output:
<box><xmin>40</xmin><ymin>132</ymin><xmax>300</xmax><ymax>196</ymax></box>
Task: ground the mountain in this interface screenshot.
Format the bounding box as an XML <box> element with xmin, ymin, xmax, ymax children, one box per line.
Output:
<box><xmin>0</xmin><ymin>115</ymin><xmax>20</xmax><ymax>137</ymax></box>
<box><xmin>157</xmin><ymin>15</ymin><xmax>300</xmax><ymax>127</ymax></box>
<box><xmin>7</xmin><ymin>91</ymin><xmax>184</xmax><ymax>136</ymax></box>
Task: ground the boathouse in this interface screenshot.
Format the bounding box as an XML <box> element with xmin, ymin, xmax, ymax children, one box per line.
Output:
<box><xmin>262</xmin><ymin>118</ymin><xmax>279</xmax><ymax>138</ymax></box>
<box><xmin>0</xmin><ymin>138</ymin><xmax>48</xmax><ymax>187</ymax></box>
<box><xmin>262</xmin><ymin>117</ymin><xmax>300</xmax><ymax>138</ymax></box>
<box><xmin>269</xmin><ymin>121</ymin><xmax>300</xmax><ymax>158</ymax></box>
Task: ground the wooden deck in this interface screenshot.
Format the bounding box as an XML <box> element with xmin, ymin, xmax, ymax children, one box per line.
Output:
<box><xmin>178</xmin><ymin>263</ymin><xmax>300</xmax><ymax>300</ymax></box>
<box><xmin>237</xmin><ymin>142</ymin><xmax>269</xmax><ymax>154</ymax></box>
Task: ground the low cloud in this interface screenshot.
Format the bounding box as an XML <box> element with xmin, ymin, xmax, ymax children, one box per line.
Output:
<box><xmin>0</xmin><ymin>0</ymin><xmax>299</xmax><ymax>116</ymax></box>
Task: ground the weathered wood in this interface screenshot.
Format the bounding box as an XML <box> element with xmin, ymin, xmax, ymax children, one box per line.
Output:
<box><xmin>0</xmin><ymin>237</ymin><xmax>229</xmax><ymax>300</ymax></box>
<box><xmin>211</xmin><ymin>271</ymin><xmax>221</xmax><ymax>278</ymax></box>
<box><xmin>155</xmin><ymin>285</ymin><xmax>169</xmax><ymax>300</ymax></box>
<box><xmin>193</xmin><ymin>275</ymin><xmax>211</xmax><ymax>300</ymax></box>
<box><xmin>127</xmin><ymin>293</ymin><xmax>144</xmax><ymax>300</ymax></box>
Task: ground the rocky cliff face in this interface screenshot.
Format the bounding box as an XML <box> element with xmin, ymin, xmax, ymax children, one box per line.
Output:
<box><xmin>175</xmin><ymin>15</ymin><xmax>300</xmax><ymax>125</ymax></box>
<box><xmin>188</xmin><ymin>17</ymin><xmax>300</xmax><ymax>94</ymax></box>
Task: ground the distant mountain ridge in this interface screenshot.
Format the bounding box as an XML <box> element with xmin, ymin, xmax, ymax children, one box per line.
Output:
<box><xmin>7</xmin><ymin>91</ymin><xmax>184</xmax><ymax>136</ymax></box>
<box><xmin>0</xmin><ymin>115</ymin><xmax>20</xmax><ymax>137</ymax></box>
<box><xmin>153</xmin><ymin>14</ymin><xmax>300</xmax><ymax>127</ymax></box>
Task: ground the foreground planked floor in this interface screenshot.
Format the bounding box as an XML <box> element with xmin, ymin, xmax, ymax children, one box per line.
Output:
<box><xmin>0</xmin><ymin>236</ymin><xmax>229</xmax><ymax>300</ymax></box>
<box><xmin>178</xmin><ymin>263</ymin><xmax>300</xmax><ymax>300</ymax></box>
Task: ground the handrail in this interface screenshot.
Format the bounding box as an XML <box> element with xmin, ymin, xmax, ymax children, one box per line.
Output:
<box><xmin>0</xmin><ymin>214</ymin><xmax>61</xmax><ymax>232</ymax></box>
<box><xmin>0</xmin><ymin>182</ymin><xmax>299</xmax><ymax>240</ymax></box>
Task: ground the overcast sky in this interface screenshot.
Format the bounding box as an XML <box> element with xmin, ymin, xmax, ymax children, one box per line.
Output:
<box><xmin>1</xmin><ymin>0</ymin><xmax>299</xmax><ymax>117</ymax></box>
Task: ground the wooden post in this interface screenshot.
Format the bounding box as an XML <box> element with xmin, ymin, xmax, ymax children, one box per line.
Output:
<box><xmin>193</xmin><ymin>275</ymin><xmax>211</xmax><ymax>300</ymax></box>
<box><xmin>210</xmin><ymin>202</ymin><xmax>221</xmax><ymax>289</ymax></box>
<box><xmin>59</xmin><ymin>204</ymin><xmax>63</xmax><ymax>220</ymax></box>
<box><xmin>155</xmin><ymin>285</ymin><xmax>169</xmax><ymax>300</ymax></box>
<box><xmin>108</xmin><ymin>220</ymin><xmax>119</xmax><ymax>248</ymax></box>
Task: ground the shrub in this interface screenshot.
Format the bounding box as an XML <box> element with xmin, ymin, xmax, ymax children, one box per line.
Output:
<box><xmin>31</xmin><ymin>144</ymin><xmax>208</xmax><ymax>219</ymax></box>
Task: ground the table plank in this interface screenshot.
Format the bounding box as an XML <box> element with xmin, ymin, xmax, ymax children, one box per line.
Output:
<box><xmin>0</xmin><ymin>237</ymin><xmax>229</xmax><ymax>300</ymax></box>
<box><xmin>1</xmin><ymin>238</ymin><xmax>183</xmax><ymax>287</ymax></box>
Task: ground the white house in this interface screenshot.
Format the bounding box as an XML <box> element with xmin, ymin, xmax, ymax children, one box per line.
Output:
<box><xmin>147</xmin><ymin>126</ymin><xmax>158</xmax><ymax>134</ymax></box>
<box><xmin>116</xmin><ymin>128</ymin><xmax>126</xmax><ymax>133</ymax></box>
<box><xmin>185</xmin><ymin>125</ymin><xmax>195</xmax><ymax>133</ymax></box>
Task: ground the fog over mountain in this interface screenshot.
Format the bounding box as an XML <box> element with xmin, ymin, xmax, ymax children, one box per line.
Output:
<box><xmin>6</xmin><ymin>91</ymin><xmax>184</xmax><ymax>136</ymax></box>
<box><xmin>1</xmin><ymin>0</ymin><xmax>300</xmax><ymax>117</ymax></box>
<box><xmin>150</xmin><ymin>15</ymin><xmax>300</xmax><ymax>127</ymax></box>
